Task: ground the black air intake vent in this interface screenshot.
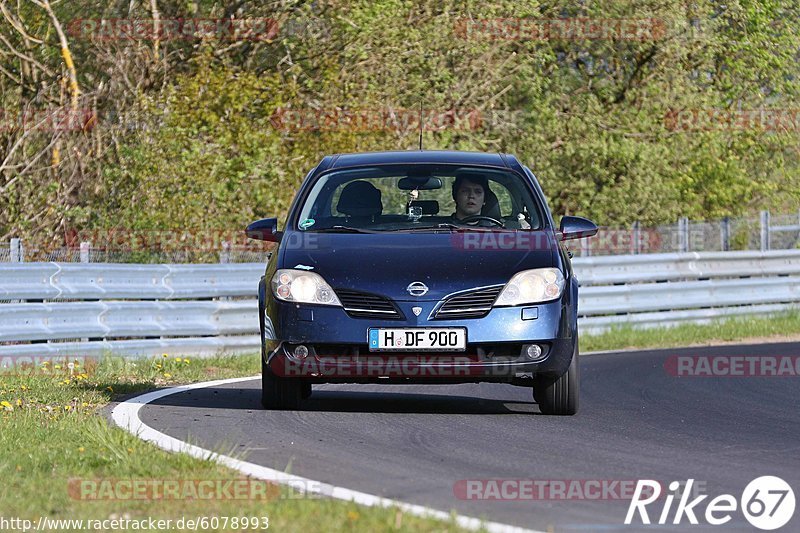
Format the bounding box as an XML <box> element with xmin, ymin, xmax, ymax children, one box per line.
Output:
<box><xmin>336</xmin><ymin>289</ymin><xmax>403</xmax><ymax>319</ymax></box>
<box><xmin>434</xmin><ymin>286</ymin><xmax>503</xmax><ymax>319</ymax></box>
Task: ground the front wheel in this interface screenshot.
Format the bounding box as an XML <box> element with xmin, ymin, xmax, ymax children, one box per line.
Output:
<box><xmin>261</xmin><ymin>354</ymin><xmax>303</xmax><ymax>410</ymax></box>
<box><xmin>301</xmin><ymin>382</ymin><xmax>312</xmax><ymax>399</ymax></box>
<box><xmin>533</xmin><ymin>340</ymin><xmax>579</xmax><ymax>415</ymax></box>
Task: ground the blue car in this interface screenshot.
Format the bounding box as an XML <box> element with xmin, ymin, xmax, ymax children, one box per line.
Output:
<box><xmin>247</xmin><ymin>151</ymin><xmax>597</xmax><ymax>415</ymax></box>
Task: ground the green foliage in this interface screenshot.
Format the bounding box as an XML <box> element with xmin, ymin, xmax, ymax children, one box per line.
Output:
<box><xmin>1</xmin><ymin>0</ymin><xmax>799</xmax><ymax>243</ymax></box>
<box><xmin>95</xmin><ymin>63</ymin><xmax>289</xmax><ymax>230</ymax></box>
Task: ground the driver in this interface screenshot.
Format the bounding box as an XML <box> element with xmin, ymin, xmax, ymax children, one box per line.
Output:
<box><xmin>452</xmin><ymin>173</ymin><xmax>488</xmax><ymax>221</ymax></box>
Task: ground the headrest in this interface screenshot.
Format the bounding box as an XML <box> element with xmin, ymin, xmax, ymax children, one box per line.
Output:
<box><xmin>336</xmin><ymin>181</ymin><xmax>383</xmax><ymax>217</ymax></box>
<box><xmin>481</xmin><ymin>189</ymin><xmax>501</xmax><ymax>219</ymax></box>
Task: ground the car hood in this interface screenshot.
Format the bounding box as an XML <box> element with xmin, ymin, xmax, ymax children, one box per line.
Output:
<box><xmin>279</xmin><ymin>230</ymin><xmax>558</xmax><ymax>301</ymax></box>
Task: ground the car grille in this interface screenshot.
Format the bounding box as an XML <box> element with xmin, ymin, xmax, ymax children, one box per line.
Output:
<box><xmin>434</xmin><ymin>285</ymin><xmax>503</xmax><ymax>319</ymax></box>
<box><xmin>336</xmin><ymin>289</ymin><xmax>403</xmax><ymax>319</ymax></box>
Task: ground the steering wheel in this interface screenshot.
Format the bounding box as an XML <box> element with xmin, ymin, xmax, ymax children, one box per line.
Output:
<box><xmin>460</xmin><ymin>215</ymin><xmax>505</xmax><ymax>228</ymax></box>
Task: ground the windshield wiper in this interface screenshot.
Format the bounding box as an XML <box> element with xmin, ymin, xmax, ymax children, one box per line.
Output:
<box><xmin>311</xmin><ymin>226</ymin><xmax>380</xmax><ymax>234</ymax></box>
<box><xmin>386</xmin><ymin>223</ymin><xmax>493</xmax><ymax>233</ymax></box>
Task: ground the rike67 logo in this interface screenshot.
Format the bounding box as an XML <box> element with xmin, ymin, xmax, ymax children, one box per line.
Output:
<box><xmin>626</xmin><ymin>477</ymin><xmax>795</xmax><ymax>530</ymax></box>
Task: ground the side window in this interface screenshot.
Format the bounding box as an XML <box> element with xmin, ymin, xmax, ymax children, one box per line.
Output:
<box><xmin>330</xmin><ymin>188</ymin><xmax>341</xmax><ymax>216</ymax></box>
<box><xmin>370</xmin><ymin>177</ymin><xmax>405</xmax><ymax>214</ymax></box>
<box><xmin>491</xmin><ymin>184</ymin><xmax>513</xmax><ymax>216</ymax></box>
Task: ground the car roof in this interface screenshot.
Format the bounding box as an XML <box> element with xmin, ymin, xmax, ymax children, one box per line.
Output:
<box><xmin>323</xmin><ymin>150</ymin><xmax>518</xmax><ymax>170</ymax></box>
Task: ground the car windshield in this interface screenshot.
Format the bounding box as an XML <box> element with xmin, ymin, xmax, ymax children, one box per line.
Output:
<box><xmin>295</xmin><ymin>165</ymin><xmax>544</xmax><ymax>232</ymax></box>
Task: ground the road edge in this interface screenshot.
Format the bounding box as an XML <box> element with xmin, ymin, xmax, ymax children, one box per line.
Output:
<box><xmin>111</xmin><ymin>375</ymin><xmax>543</xmax><ymax>533</ymax></box>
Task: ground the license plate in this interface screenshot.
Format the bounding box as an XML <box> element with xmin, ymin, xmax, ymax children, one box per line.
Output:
<box><xmin>368</xmin><ymin>328</ymin><xmax>467</xmax><ymax>352</ymax></box>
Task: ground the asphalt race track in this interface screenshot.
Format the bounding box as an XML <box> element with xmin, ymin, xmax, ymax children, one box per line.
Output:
<box><xmin>136</xmin><ymin>342</ymin><xmax>800</xmax><ymax>532</ymax></box>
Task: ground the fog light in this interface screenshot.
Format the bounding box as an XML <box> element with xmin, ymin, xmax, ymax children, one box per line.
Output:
<box><xmin>525</xmin><ymin>344</ymin><xmax>543</xmax><ymax>360</ymax></box>
<box><xmin>293</xmin><ymin>345</ymin><xmax>309</xmax><ymax>359</ymax></box>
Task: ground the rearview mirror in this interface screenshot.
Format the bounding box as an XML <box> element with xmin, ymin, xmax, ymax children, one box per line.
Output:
<box><xmin>559</xmin><ymin>216</ymin><xmax>598</xmax><ymax>241</ymax></box>
<box><xmin>245</xmin><ymin>218</ymin><xmax>282</xmax><ymax>242</ymax></box>
<box><xmin>398</xmin><ymin>177</ymin><xmax>443</xmax><ymax>190</ymax></box>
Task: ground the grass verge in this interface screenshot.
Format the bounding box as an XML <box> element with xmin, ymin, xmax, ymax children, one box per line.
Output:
<box><xmin>582</xmin><ymin>310</ymin><xmax>800</xmax><ymax>352</ymax></box>
<box><xmin>5</xmin><ymin>311</ymin><xmax>796</xmax><ymax>531</ymax></box>
<box><xmin>0</xmin><ymin>354</ymin><xmax>468</xmax><ymax>532</ymax></box>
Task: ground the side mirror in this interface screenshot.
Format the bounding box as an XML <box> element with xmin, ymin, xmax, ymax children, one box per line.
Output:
<box><xmin>245</xmin><ymin>218</ymin><xmax>282</xmax><ymax>242</ymax></box>
<box><xmin>559</xmin><ymin>216</ymin><xmax>598</xmax><ymax>241</ymax></box>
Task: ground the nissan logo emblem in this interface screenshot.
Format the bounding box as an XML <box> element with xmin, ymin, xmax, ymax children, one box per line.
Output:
<box><xmin>406</xmin><ymin>281</ymin><xmax>429</xmax><ymax>297</ymax></box>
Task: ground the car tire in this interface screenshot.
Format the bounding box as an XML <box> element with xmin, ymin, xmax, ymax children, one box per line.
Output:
<box><xmin>261</xmin><ymin>353</ymin><xmax>303</xmax><ymax>410</ymax></box>
<box><xmin>533</xmin><ymin>339</ymin><xmax>579</xmax><ymax>416</ymax></box>
<box><xmin>301</xmin><ymin>382</ymin><xmax>313</xmax><ymax>399</ymax></box>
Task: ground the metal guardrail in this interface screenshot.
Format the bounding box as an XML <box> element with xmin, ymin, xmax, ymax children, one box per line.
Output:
<box><xmin>0</xmin><ymin>263</ymin><xmax>263</xmax><ymax>300</ymax></box>
<box><xmin>579</xmin><ymin>278</ymin><xmax>800</xmax><ymax>315</ymax></box>
<box><xmin>572</xmin><ymin>250</ymin><xmax>800</xmax><ymax>285</ymax></box>
<box><xmin>572</xmin><ymin>250</ymin><xmax>800</xmax><ymax>333</ymax></box>
<box><xmin>0</xmin><ymin>300</ymin><xmax>256</xmax><ymax>342</ymax></box>
<box><xmin>0</xmin><ymin>250</ymin><xmax>798</xmax><ymax>356</ymax></box>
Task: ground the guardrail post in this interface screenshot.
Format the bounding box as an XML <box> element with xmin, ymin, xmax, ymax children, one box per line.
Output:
<box><xmin>760</xmin><ymin>210</ymin><xmax>771</xmax><ymax>251</ymax></box>
<box><xmin>220</xmin><ymin>241</ymin><xmax>231</xmax><ymax>264</ymax></box>
<box><xmin>10</xmin><ymin>238</ymin><xmax>23</xmax><ymax>262</ymax></box>
<box><xmin>580</xmin><ymin>236</ymin><xmax>590</xmax><ymax>257</ymax></box>
<box><xmin>678</xmin><ymin>218</ymin><xmax>689</xmax><ymax>252</ymax></box>
<box><xmin>794</xmin><ymin>209</ymin><xmax>800</xmax><ymax>248</ymax></box>
<box><xmin>632</xmin><ymin>221</ymin><xmax>641</xmax><ymax>254</ymax></box>
<box><xmin>721</xmin><ymin>217</ymin><xmax>730</xmax><ymax>251</ymax></box>
<box><xmin>80</xmin><ymin>242</ymin><xmax>91</xmax><ymax>263</ymax></box>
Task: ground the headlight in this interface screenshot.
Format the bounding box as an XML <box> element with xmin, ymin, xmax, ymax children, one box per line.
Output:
<box><xmin>271</xmin><ymin>269</ymin><xmax>342</xmax><ymax>306</ymax></box>
<box><xmin>493</xmin><ymin>268</ymin><xmax>565</xmax><ymax>306</ymax></box>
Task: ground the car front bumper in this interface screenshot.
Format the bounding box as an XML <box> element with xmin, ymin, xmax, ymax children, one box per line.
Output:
<box><xmin>262</xmin><ymin>297</ymin><xmax>576</xmax><ymax>383</ymax></box>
